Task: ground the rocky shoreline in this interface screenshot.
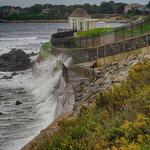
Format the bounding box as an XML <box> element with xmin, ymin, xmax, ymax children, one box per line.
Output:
<box><xmin>0</xmin><ymin>49</ymin><xmax>33</xmax><ymax>72</ymax></box>
<box><xmin>21</xmin><ymin>47</ymin><xmax>150</xmax><ymax>150</ymax></box>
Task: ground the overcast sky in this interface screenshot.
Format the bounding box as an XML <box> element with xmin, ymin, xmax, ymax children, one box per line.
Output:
<box><xmin>0</xmin><ymin>0</ymin><xmax>149</xmax><ymax>7</ymax></box>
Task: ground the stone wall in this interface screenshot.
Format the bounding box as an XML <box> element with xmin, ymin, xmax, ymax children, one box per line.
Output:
<box><xmin>51</xmin><ymin>33</ymin><xmax>150</xmax><ymax>64</ymax></box>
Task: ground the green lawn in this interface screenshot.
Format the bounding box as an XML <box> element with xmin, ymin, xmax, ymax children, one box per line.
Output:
<box><xmin>76</xmin><ymin>21</ymin><xmax>150</xmax><ymax>39</ymax></box>
<box><xmin>76</xmin><ymin>28</ymin><xmax>113</xmax><ymax>37</ymax></box>
<box><xmin>116</xmin><ymin>21</ymin><xmax>150</xmax><ymax>39</ymax></box>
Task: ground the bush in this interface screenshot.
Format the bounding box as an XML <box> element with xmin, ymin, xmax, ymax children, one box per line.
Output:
<box><xmin>33</xmin><ymin>59</ymin><xmax>150</xmax><ymax>149</ymax></box>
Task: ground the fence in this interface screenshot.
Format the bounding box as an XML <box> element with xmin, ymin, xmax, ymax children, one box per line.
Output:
<box><xmin>52</xmin><ymin>33</ymin><xmax>150</xmax><ymax>64</ymax></box>
<box><xmin>51</xmin><ymin>20</ymin><xmax>150</xmax><ymax>49</ymax></box>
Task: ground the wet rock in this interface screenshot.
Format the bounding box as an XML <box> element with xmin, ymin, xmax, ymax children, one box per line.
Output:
<box><xmin>1</xmin><ymin>75</ymin><xmax>13</xmax><ymax>80</ymax></box>
<box><xmin>0</xmin><ymin>112</ymin><xmax>4</xmax><ymax>115</ymax></box>
<box><xmin>15</xmin><ymin>101</ymin><xmax>23</xmax><ymax>105</ymax></box>
<box><xmin>0</xmin><ymin>49</ymin><xmax>31</xmax><ymax>71</ymax></box>
<box><xmin>11</xmin><ymin>72</ymin><xmax>18</xmax><ymax>76</ymax></box>
<box><xmin>27</xmin><ymin>52</ymin><xmax>38</xmax><ymax>57</ymax></box>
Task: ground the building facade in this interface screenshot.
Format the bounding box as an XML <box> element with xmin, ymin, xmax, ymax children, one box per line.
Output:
<box><xmin>68</xmin><ymin>8</ymin><xmax>98</xmax><ymax>31</ymax></box>
<box><xmin>124</xmin><ymin>3</ymin><xmax>143</xmax><ymax>14</ymax></box>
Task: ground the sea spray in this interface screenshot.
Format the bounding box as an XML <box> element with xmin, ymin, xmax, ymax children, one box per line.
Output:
<box><xmin>0</xmin><ymin>57</ymin><xmax>62</xmax><ymax>150</ymax></box>
<box><xmin>20</xmin><ymin>55</ymin><xmax>75</xmax><ymax>149</ymax></box>
<box><xmin>0</xmin><ymin>22</ymin><xmax>69</xmax><ymax>150</ymax></box>
<box><xmin>24</xmin><ymin>57</ymin><xmax>62</xmax><ymax>128</ymax></box>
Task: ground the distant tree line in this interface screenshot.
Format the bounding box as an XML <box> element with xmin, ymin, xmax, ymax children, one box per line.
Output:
<box><xmin>147</xmin><ymin>1</ymin><xmax>150</xmax><ymax>8</ymax></box>
<box><xmin>0</xmin><ymin>1</ymin><xmax>149</xmax><ymax>21</ymax></box>
<box><xmin>0</xmin><ymin>1</ymin><xmax>127</xmax><ymax>20</ymax></box>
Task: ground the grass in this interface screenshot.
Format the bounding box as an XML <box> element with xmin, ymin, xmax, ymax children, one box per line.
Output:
<box><xmin>41</xmin><ymin>41</ymin><xmax>51</xmax><ymax>51</ymax></box>
<box><xmin>38</xmin><ymin>41</ymin><xmax>51</xmax><ymax>60</ymax></box>
<box><xmin>125</xmin><ymin>21</ymin><xmax>150</xmax><ymax>37</ymax></box>
<box><xmin>32</xmin><ymin>59</ymin><xmax>150</xmax><ymax>150</ymax></box>
<box><xmin>116</xmin><ymin>21</ymin><xmax>150</xmax><ymax>39</ymax></box>
<box><xmin>75</xmin><ymin>21</ymin><xmax>150</xmax><ymax>40</ymax></box>
<box><xmin>76</xmin><ymin>28</ymin><xmax>113</xmax><ymax>37</ymax></box>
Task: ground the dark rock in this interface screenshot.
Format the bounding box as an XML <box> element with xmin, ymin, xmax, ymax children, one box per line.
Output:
<box><xmin>1</xmin><ymin>75</ymin><xmax>13</xmax><ymax>80</ymax></box>
<box><xmin>11</xmin><ymin>72</ymin><xmax>18</xmax><ymax>76</ymax></box>
<box><xmin>0</xmin><ymin>49</ymin><xmax>31</xmax><ymax>71</ymax></box>
<box><xmin>27</xmin><ymin>52</ymin><xmax>38</xmax><ymax>57</ymax></box>
<box><xmin>0</xmin><ymin>112</ymin><xmax>4</xmax><ymax>115</ymax></box>
<box><xmin>15</xmin><ymin>101</ymin><xmax>23</xmax><ymax>105</ymax></box>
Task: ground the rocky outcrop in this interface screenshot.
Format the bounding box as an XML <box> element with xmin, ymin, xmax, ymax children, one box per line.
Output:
<box><xmin>0</xmin><ymin>49</ymin><xmax>31</xmax><ymax>71</ymax></box>
<box><xmin>0</xmin><ymin>112</ymin><xmax>4</xmax><ymax>115</ymax></box>
<box><xmin>15</xmin><ymin>101</ymin><xmax>23</xmax><ymax>105</ymax></box>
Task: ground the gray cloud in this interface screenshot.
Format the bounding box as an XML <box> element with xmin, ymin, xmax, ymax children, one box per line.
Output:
<box><xmin>0</xmin><ymin>0</ymin><xmax>148</xmax><ymax>7</ymax></box>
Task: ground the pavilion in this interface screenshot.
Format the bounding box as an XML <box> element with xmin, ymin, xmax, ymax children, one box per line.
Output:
<box><xmin>68</xmin><ymin>8</ymin><xmax>99</xmax><ymax>31</ymax></box>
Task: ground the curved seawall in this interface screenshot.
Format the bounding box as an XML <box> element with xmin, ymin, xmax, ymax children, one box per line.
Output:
<box><xmin>21</xmin><ymin>76</ymin><xmax>75</xmax><ymax>150</ymax></box>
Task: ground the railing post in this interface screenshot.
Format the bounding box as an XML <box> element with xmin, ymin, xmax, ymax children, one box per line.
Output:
<box><xmin>92</xmin><ymin>35</ymin><xmax>94</xmax><ymax>47</ymax></box>
<box><xmin>86</xmin><ymin>36</ymin><xmax>87</xmax><ymax>48</ymax></box>
<box><xmin>115</xmin><ymin>28</ymin><xmax>117</xmax><ymax>42</ymax></box>
<box><xmin>123</xmin><ymin>26</ymin><xmax>125</xmax><ymax>40</ymax></box>
<box><xmin>99</xmin><ymin>33</ymin><xmax>101</xmax><ymax>46</ymax></box>
<box><xmin>132</xmin><ymin>23</ymin><xmax>134</xmax><ymax>37</ymax></box>
<box><xmin>141</xmin><ymin>21</ymin><xmax>143</xmax><ymax>35</ymax></box>
<box><xmin>80</xmin><ymin>37</ymin><xmax>81</xmax><ymax>48</ymax></box>
<box><xmin>97</xmin><ymin>47</ymin><xmax>99</xmax><ymax>59</ymax></box>
<box><xmin>88</xmin><ymin>50</ymin><xmax>90</xmax><ymax>62</ymax></box>
<box><xmin>104</xmin><ymin>46</ymin><xmax>106</xmax><ymax>65</ymax></box>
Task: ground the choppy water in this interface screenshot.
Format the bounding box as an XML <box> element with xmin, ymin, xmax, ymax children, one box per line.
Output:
<box><xmin>0</xmin><ymin>23</ymin><xmax>68</xmax><ymax>150</ymax></box>
<box><xmin>0</xmin><ymin>22</ymin><xmax>124</xmax><ymax>150</ymax></box>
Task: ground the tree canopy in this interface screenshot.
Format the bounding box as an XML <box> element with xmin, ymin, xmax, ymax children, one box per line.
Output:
<box><xmin>147</xmin><ymin>1</ymin><xmax>150</xmax><ymax>8</ymax></box>
<box><xmin>0</xmin><ymin>1</ymin><xmax>127</xmax><ymax>20</ymax></box>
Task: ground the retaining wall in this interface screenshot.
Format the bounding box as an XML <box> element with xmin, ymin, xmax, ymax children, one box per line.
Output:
<box><xmin>51</xmin><ymin>33</ymin><xmax>150</xmax><ymax>64</ymax></box>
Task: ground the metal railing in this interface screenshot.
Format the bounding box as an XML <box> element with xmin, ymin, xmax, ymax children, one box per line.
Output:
<box><xmin>51</xmin><ymin>20</ymin><xmax>150</xmax><ymax>50</ymax></box>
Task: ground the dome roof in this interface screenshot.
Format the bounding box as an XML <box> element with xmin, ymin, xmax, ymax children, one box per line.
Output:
<box><xmin>69</xmin><ymin>8</ymin><xmax>91</xmax><ymax>18</ymax></box>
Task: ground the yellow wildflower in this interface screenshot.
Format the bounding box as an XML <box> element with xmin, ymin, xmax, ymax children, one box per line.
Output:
<box><xmin>137</xmin><ymin>134</ymin><xmax>145</xmax><ymax>144</ymax></box>
<box><xmin>112</xmin><ymin>146</ymin><xmax>119</xmax><ymax>150</ymax></box>
<box><xmin>120</xmin><ymin>146</ymin><xmax>128</xmax><ymax>150</ymax></box>
<box><xmin>127</xmin><ymin>143</ymin><xmax>140</xmax><ymax>150</ymax></box>
<box><xmin>122</xmin><ymin>121</ymin><xmax>131</xmax><ymax>129</ymax></box>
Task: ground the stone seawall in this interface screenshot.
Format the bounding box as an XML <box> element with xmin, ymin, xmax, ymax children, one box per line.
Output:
<box><xmin>52</xmin><ymin>33</ymin><xmax>150</xmax><ymax>64</ymax></box>
<box><xmin>21</xmin><ymin>45</ymin><xmax>150</xmax><ymax>150</ymax></box>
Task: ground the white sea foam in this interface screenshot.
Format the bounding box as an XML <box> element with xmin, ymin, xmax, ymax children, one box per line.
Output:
<box><xmin>0</xmin><ymin>37</ymin><xmax>38</xmax><ymax>41</ymax></box>
<box><xmin>0</xmin><ymin>58</ymin><xmax>62</xmax><ymax>150</ymax></box>
<box><xmin>0</xmin><ymin>22</ymin><xmax>69</xmax><ymax>150</ymax></box>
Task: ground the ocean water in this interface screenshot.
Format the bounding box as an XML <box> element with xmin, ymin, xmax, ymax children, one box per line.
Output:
<box><xmin>0</xmin><ymin>23</ymin><xmax>68</xmax><ymax>150</ymax></box>
<box><xmin>0</xmin><ymin>22</ymin><xmax>124</xmax><ymax>150</ymax></box>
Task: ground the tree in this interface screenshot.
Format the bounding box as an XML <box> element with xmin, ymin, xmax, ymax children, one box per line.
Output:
<box><xmin>30</xmin><ymin>4</ymin><xmax>42</xmax><ymax>14</ymax></box>
<box><xmin>99</xmin><ymin>1</ymin><xmax>114</xmax><ymax>14</ymax></box>
<box><xmin>147</xmin><ymin>1</ymin><xmax>150</xmax><ymax>8</ymax></box>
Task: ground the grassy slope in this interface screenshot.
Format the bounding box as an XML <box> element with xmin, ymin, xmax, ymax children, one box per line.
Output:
<box><xmin>116</xmin><ymin>21</ymin><xmax>150</xmax><ymax>38</ymax></box>
<box><xmin>76</xmin><ymin>28</ymin><xmax>113</xmax><ymax>37</ymax></box>
<box><xmin>35</xmin><ymin>59</ymin><xmax>150</xmax><ymax>150</ymax></box>
<box><xmin>76</xmin><ymin>21</ymin><xmax>150</xmax><ymax>39</ymax></box>
<box><xmin>38</xmin><ymin>41</ymin><xmax>51</xmax><ymax>60</ymax></box>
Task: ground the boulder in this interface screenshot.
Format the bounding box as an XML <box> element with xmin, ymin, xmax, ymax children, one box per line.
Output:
<box><xmin>15</xmin><ymin>100</ymin><xmax>23</xmax><ymax>105</ymax></box>
<box><xmin>0</xmin><ymin>49</ymin><xmax>31</xmax><ymax>71</ymax></box>
<box><xmin>0</xmin><ymin>112</ymin><xmax>4</xmax><ymax>115</ymax></box>
<box><xmin>11</xmin><ymin>72</ymin><xmax>18</xmax><ymax>76</ymax></box>
<box><xmin>27</xmin><ymin>52</ymin><xmax>38</xmax><ymax>57</ymax></box>
<box><xmin>0</xmin><ymin>75</ymin><xmax>13</xmax><ymax>80</ymax></box>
